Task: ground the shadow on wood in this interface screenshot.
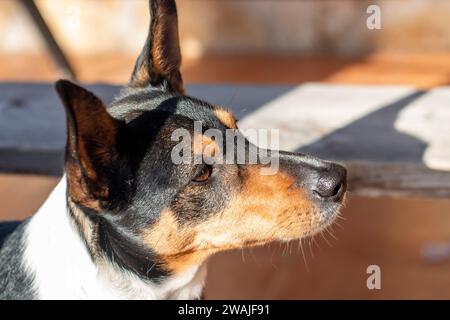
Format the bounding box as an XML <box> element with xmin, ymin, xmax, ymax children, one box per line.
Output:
<box><xmin>0</xmin><ymin>82</ymin><xmax>449</xmax><ymax>197</ymax></box>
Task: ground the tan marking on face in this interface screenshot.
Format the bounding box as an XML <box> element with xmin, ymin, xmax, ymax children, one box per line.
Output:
<box><xmin>143</xmin><ymin>210</ymin><xmax>196</xmax><ymax>256</ymax></box>
<box><xmin>192</xmin><ymin>134</ymin><xmax>219</xmax><ymax>159</ymax></box>
<box><xmin>191</xmin><ymin>167</ymin><xmax>319</xmax><ymax>252</ymax></box>
<box><xmin>143</xmin><ymin>166</ymin><xmax>328</xmax><ymax>274</ymax></box>
<box><xmin>214</xmin><ymin>108</ymin><xmax>237</xmax><ymax>129</ymax></box>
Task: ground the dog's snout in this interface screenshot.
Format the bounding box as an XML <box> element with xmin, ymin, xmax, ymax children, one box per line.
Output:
<box><xmin>277</xmin><ymin>151</ymin><xmax>347</xmax><ymax>203</ymax></box>
<box><xmin>312</xmin><ymin>163</ymin><xmax>347</xmax><ymax>202</ymax></box>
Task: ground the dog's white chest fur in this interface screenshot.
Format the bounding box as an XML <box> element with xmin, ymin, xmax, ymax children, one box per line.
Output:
<box><xmin>23</xmin><ymin>177</ymin><xmax>207</xmax><ymax>300</ymax></box>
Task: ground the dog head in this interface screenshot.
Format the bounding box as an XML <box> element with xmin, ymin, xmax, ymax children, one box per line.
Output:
<box><xmin>55</xmin><ymin>0</ymin><xmax>346</xmax><ymax>281</ymax></box>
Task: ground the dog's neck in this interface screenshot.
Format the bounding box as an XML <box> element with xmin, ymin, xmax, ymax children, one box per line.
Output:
<box><xmin>23</xmin><ymin>176</ymin><xmax>207</xmax><ymax>299</ymax></box>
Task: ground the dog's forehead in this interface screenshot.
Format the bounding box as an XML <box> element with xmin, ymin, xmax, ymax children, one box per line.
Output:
<box><xmin>108</xmin><ymin>87</ymin><xmax>235</xmax><ymax>129</ymax></box>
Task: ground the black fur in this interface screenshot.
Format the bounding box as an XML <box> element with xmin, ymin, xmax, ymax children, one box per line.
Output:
<box><xmin>0</xmin><ymin>221</ymin><xmax>21</xmax><ymax>248</ymax></box>
<box><xmin>98</xmin><ymin>218</ymin><xmax>169</xmax><ymax>281</ymax></box>
<box><xmin>0</xmin><ymin>220</ymin><xmax>36</xmax><ymax>299</ymax></box>
<box><xmin>92</xmin><ymin>107</ymin><xmax>229</xmax><ymax>280</ymax></box>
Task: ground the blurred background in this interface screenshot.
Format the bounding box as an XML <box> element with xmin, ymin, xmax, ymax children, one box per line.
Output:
<box><xmin>1</xmin><ymin>0</ymin><xmax>450</xmax><ymax>299</ymax></box>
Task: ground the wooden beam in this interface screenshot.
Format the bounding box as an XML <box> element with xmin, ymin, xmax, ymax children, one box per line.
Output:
<box><xmin>0</xmin><ymin>82</ymin><xmax>449</xmax><ymax>198</ymax></box>
<box><xmin>346</xmin><ymin>161</ymin><xmax>450</xmax><ymax>198</ymax></box>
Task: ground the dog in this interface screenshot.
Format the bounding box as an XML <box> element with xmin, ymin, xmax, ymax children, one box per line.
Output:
<box><xmin>0</xmin><ymin>0</ymin><xmax>346</xmax><ymax>299</ymax></box>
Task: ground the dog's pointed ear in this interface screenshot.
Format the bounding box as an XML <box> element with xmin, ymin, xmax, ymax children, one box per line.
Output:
<box><xmin>130</xmin><ymin>0</ymin><xmax>184</xmax><ymax>94</ymax></box>
<box><xmin>55</xmin><ymin>80</ymin><xmax>124</xmax><ymax>210</ymax></box>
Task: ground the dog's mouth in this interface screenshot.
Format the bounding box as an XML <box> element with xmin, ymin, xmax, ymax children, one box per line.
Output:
<box><xmin>161</xmin><ymin>215</ymin><xmax>342</xmax><ymax>273</ymax></box>
<box><xmin>173</xmin><ymin>201</ymin><xmax>345</xmax><ymax>256</ymax></box>
<box><xmin>312</xmin><ymin>204</ymin><xmax>344</xmax><ymax>234</ymax></box>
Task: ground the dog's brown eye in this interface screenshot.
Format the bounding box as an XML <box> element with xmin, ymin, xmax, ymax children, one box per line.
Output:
<box><xmin>192</xmin><ymin>165</ymin><xmax>213</xmax><ymax>183</ymax></box>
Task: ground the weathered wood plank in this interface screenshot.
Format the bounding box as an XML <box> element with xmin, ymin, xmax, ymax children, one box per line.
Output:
<box><xmin>346</xmin><ymin>161</ymin><xmax>450</xmax><ymax>198</ymax></box>
<box><xmin>0</xmin><ymin>82</ymin><xmax>449</xmax><ymax>198</ymax></box>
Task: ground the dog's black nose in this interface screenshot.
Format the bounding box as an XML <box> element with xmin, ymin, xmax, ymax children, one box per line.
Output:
<box><xmin>313</xmin><ymin>163</ymin><xmax>347</xmax><ymax>202</ymax></box>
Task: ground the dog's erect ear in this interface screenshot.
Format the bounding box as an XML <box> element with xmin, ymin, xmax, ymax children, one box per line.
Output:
<box><xmin>55</xmin><ymin>80</ymin><xmax>124</xmax><ymax>209</ymax></box>
<box><xmin>130</xmin><ymin>0</ymin><xmax>184</xmax><ymax>94</ymax></box>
